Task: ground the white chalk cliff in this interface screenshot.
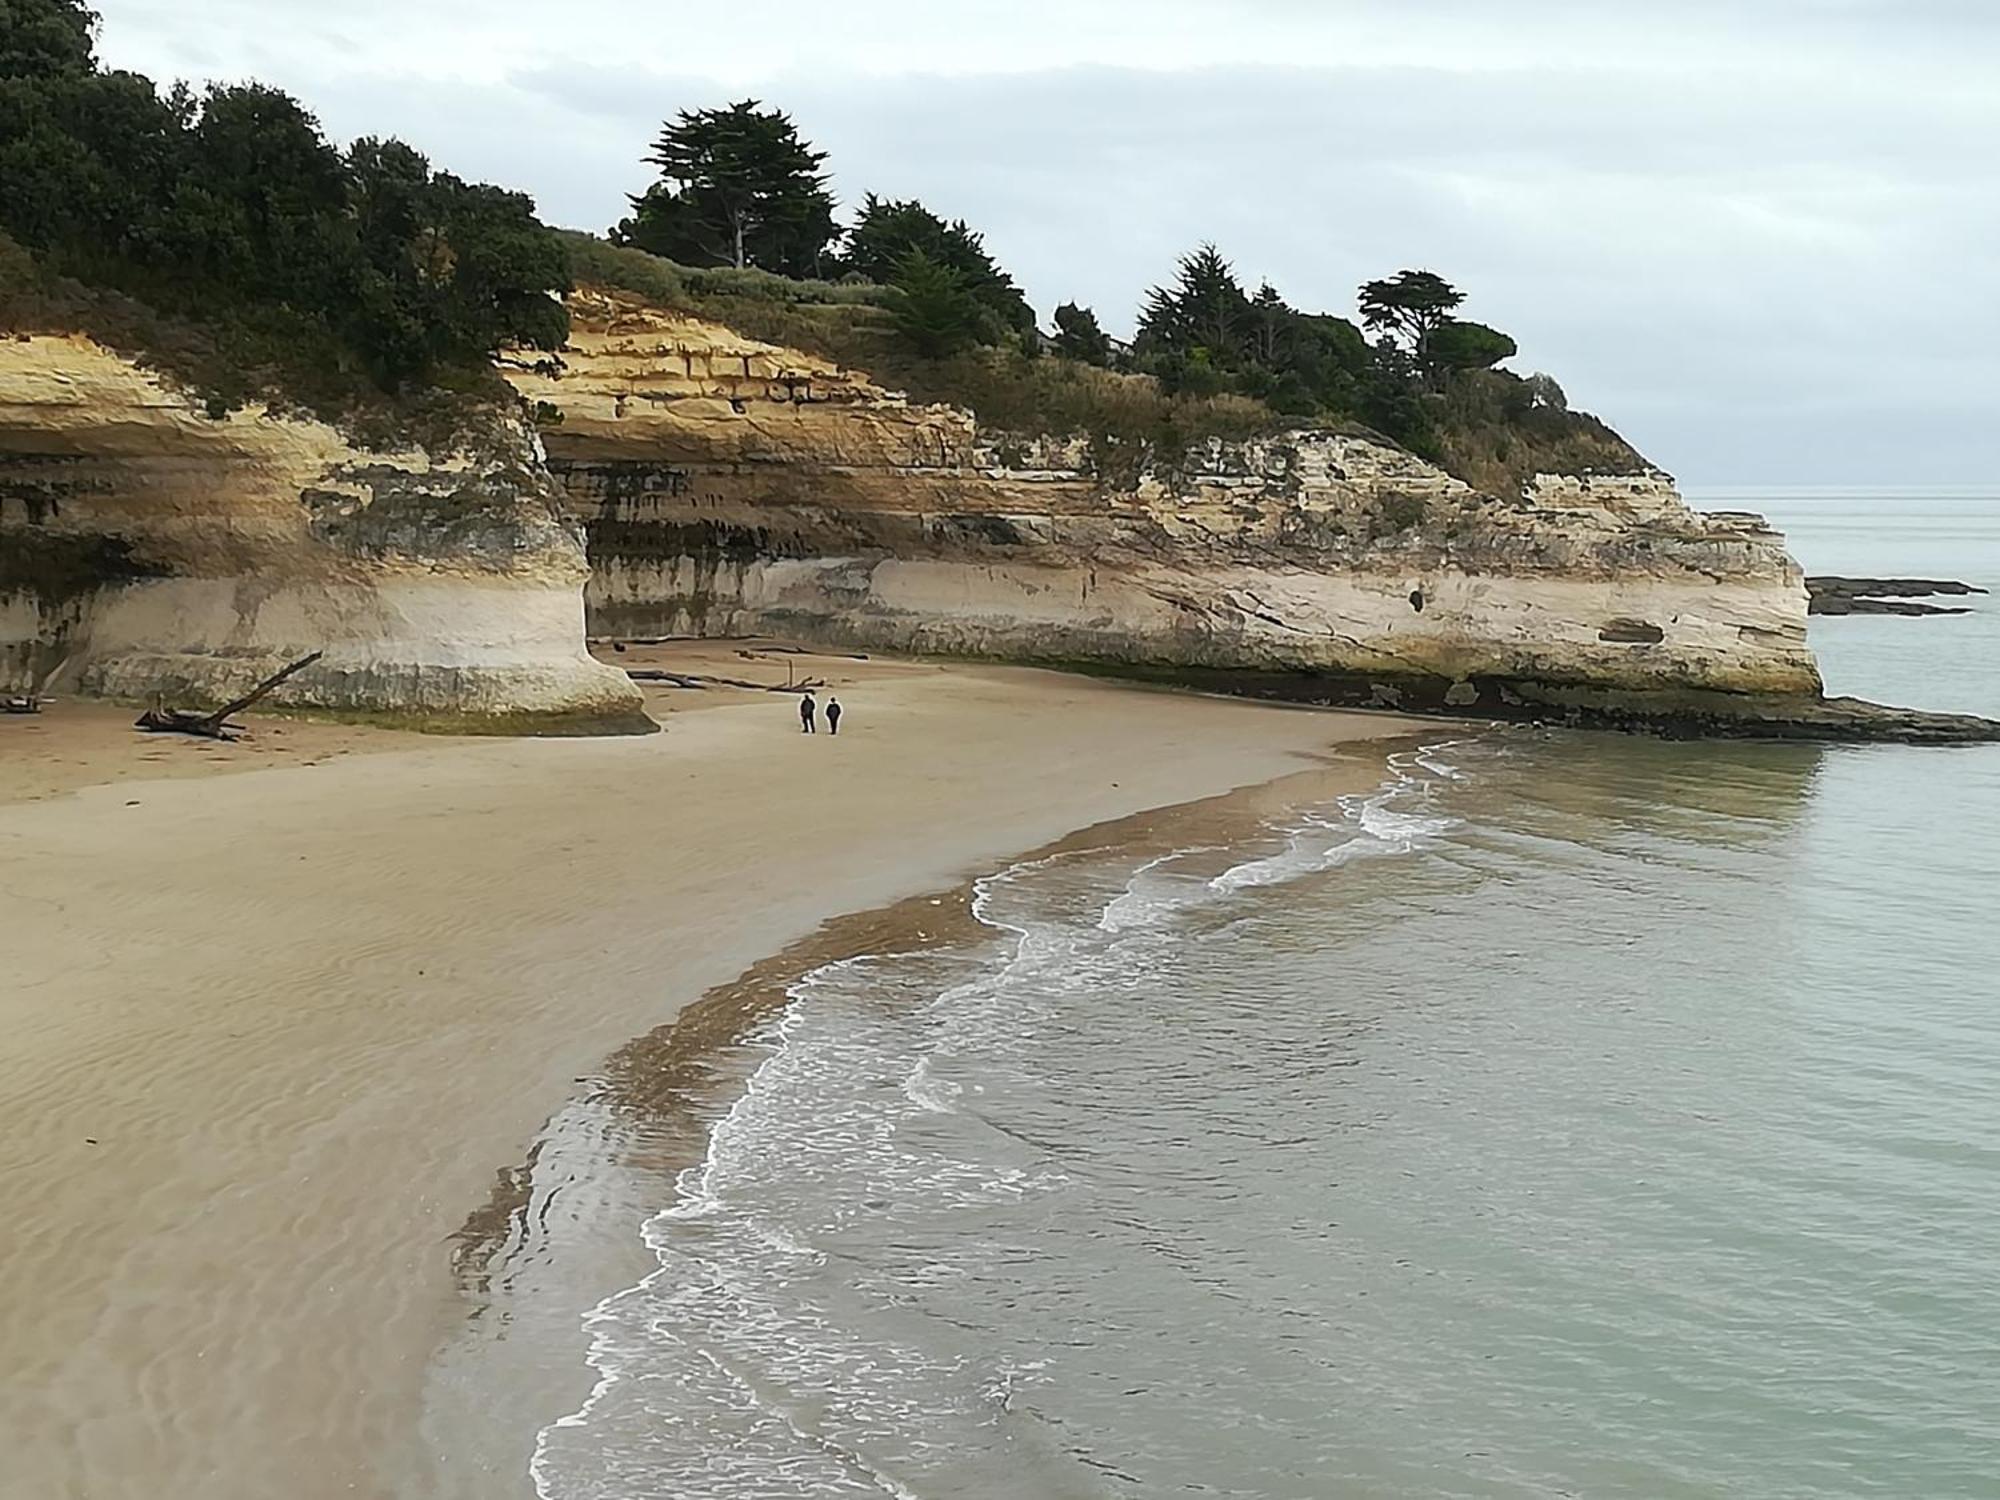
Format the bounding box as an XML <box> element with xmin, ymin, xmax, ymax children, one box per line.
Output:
<box><xmin>507</xmin><ymin>293</ymin><xmax>1823</xmax><ymax>722</ymax></box>
<box><xmin>14</xmin><ymin>293</ymin><xmax>1987</xmax><ymax>741</ymax></box>
<box><xmin>0</xmin><ymin>335</ymin><xmax>647</xmax><ymax>730</ymax></box>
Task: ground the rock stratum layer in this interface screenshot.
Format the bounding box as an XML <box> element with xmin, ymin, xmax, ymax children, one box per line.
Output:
<box><xmin>0</xmin><ymin>335</ymin><xmax>648</xmax><ymax>731</ymax></box>
<box><xmin>502</xmin><ymin>293</ymin><xmax>1989</xmax><ymax>740</ymax></box>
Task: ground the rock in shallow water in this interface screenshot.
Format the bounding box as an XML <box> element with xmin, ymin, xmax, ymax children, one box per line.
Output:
<box><xmin>1808</xmin><ymin>576</ymin><xmax>1988</xmax><ymax>616</ymax></box>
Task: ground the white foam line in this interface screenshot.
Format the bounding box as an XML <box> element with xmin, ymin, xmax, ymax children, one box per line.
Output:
<box><xmin>530</xmin><ymin>965</ymin><xmax>860</xmax><ymax>1497</ymax></box>
<box><xmin>531</xmin><ymin>745</ymin><xmax>1483</xmax><ymax>1496</ymax></box>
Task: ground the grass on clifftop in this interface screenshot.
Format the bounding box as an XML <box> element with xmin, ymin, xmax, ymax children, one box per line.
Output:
<box><xmin>559</xmin><ymin>233</ymin><xmax>1642</xmax><ymax>494</ymax></box>
<box><xmin>564</xmin><ymin>232</ymin><xmax>1289</xmax><ymax>479</ymax></box>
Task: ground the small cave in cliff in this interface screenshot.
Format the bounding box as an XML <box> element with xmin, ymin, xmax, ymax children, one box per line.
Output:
<box><xmin>1409</xmin><ymin>588</ymin><xmax>1425</xmax><ymax>613</ymax></box>
<box><xmin>1598</xmin><ymin>619</ymin><xmax>1666</xmax><ymax>644</ymax></box>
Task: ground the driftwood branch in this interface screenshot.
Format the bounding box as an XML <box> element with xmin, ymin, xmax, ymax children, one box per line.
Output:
<box><xmin>135</xmin><ymin>651</ymin><xmax>324</xmax><ymax>740</ymax></box>
<box><xmin>4</xmin><ymin>648</ymin><xmax>79</xmax><ymax>714</ymax></box>
<box><xmin>625</xmin><ymin>669</ymin><xmax>708</xmax><ymax>688</ymax></box>
<box><xmin>625</xmin><ymin>668</ymin><xmax>825</xmax><ymax>693</ymax></box>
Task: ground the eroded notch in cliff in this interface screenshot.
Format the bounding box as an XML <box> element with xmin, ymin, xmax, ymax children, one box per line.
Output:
<box><xmin>1598</xmin><ymin>619</ymin><xmax>1666</xmax><ymax>644</ymax></box>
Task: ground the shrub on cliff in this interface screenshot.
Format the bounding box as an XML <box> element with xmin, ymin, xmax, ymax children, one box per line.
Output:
<box><xmin>614</xmin><ymin>101</ymin><xmax>838</xmax><ymax>278</ymax></box>
<box><xmin>1432</xmin><ymin>367</ymin><xmax>1643</xmax><ymax>494</ymax></box>
<box><xmin>346</xmin><ymin>136</ymin><xmax>571</xmax><ymax>385</ymax></box>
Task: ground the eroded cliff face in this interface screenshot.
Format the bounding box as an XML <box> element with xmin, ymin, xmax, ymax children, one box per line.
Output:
<box><xmin>507</xmin><ymin>293</ymin><xmax>1821</xmax><ymax>719</ymax></box>
<box><xmin>0</xmin><ymin>335</ymin><xmax>647</xmax><ymax>730</ymax></box>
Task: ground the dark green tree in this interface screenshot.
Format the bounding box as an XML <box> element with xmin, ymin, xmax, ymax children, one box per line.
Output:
<box><xmin>842</xmin><ymin>193</ymin><xmax>1032</xmax><ymax>332</ymax></box>
<box><xmin>1358</xmin><ymin>269</ymin><xmax>1464</xmax><ymax>366</ymax></box>
<box><xmin>1147</xmin><ymin>345</ymin><xmax>1229</xmax><ymax>399</ymax></box>
<box><xmin>341</xmin><ymin>138</ymin><xmax>570</xmax><ymax>385</ymax></box>
<box><xmin>613</xmin><ymin>100</ymin><xmax>837</xmax><ymax>276</ymax></box>
<box><xmin>173</xmin><ymin>83</ymin><xmax>352</xmax><ymax>302</ymax></box>
<box><xmin>1137</xmin><ymin>243</ymin><xmax>1251</xmax><ymax>365</ymax></box>
<box><xmin>1426</xmin><ymin>319</ymin><xmax>1517</xmax><ymax>375</ymax></box>
<box><xmin>1248</xmin><ymin>282</ymin><xmax>1292</xmax><ymax>367</ymax></box>
<box><xmin>0</xmin><ymin>0</ymin><xmax>96</xmax><ymax>78</ymax></box>
<box><xmin>0</xmin><ymin>12</ymin><xmax>570</xmax><ymax>402</ymax></box>
<box><xmin>886</xmin><ymin>249</ymin><xmax>985</xmax><ymax>358</ymax></box>
<box><xmin>1356</xmin><ymin>342</ymin><xmax>1439</xmax><ymax>455</ymax></box>
<box><xmin>1051</xmin><ymin>301</ymin><xmax>1110</xmax><ymax>364</ymax></box>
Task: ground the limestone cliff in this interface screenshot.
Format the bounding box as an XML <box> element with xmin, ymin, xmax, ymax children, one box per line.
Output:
<box><xmin>0</xmin><ymin>335</ymin><xmax>648</xmax><ymax>731</ymax></box>
<box><xmin>507</xmin><ymin>292</ymin><xmax>1828</xmax><ymax>726</ymax></box>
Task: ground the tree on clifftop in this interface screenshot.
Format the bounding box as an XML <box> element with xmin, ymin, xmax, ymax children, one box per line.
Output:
<box><xmin>842</xmin><ymin>193</ymin><xmax>1033</xmax><ymax>333</ymax></box>
<box><xmin>0</xmin><ymin>3</ymin><xmax>572</xmax><ymax>406</ymax></box>
<box><xmin>1136</xmin><ymin>244</ymin><xmax>1252</xmax><ymax>365</ymax></box>
<box><xmin>1358</xmin><ymin>269</ymin><xmax>1465</xmax><ymax>365</ymax></box>
<box><xmin>885</xmin><ymin>249</ymin><xmax>986</xmax><ymax>359</ymax></box>
<box><xmin>614</xmin><ymin>101</ymin><xmax>837</xmax><ymax>277</ymax></box>
<box><xmin>1052</xmin><ymin>301</ymin><xmax>1111</xmax><ymax>365</ymax></box>
<box><xmin>0</xmin><ymin>0</ymin><xmax>97</xmax><ymax>77</ymax></box>
<box><xmin>1425</xmin><ymin>318</ymin><xmax>1517</xmax><ymax>376</ymax></box>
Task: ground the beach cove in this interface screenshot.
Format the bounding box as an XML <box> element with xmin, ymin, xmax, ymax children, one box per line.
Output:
<box><xmin>0</xmin><ymin>649</ymin><xmax>1418</xmax><ymax>1499</ymax></box>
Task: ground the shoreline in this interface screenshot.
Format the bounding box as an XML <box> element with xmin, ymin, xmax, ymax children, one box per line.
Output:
<box><xmin>428</xmin><ymin>755</ymin><xmax>1420</xmax><ymax>1497</ymax></box>
<box><xmin>0</xmin><ymin>647</ymin><xmax>1426</xmax><ymax>1499</ymax></box>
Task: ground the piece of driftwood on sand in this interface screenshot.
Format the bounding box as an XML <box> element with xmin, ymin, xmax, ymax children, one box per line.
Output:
<box><xmin>625</xmin><ymin>668</ymin><xmax>826</xmax><ymax>693</ymax></box>
<box><xmin>4</xmin><ymin>648</ymin><xmax>80</xmax><ymax>714</ymax></box>
<box><xmin>135</xmin><ymin>652</ymin><xmax>324</xmax><ymax>741</ymax></box>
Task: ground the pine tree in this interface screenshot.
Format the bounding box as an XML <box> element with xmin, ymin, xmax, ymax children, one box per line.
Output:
<box><xmin>886</xmin><ymin>249</ymin><xmax>985</xmax><ymax>358</ymax></box>
<box><xmin>613</xmin><ymin>101</ymin><xmax>837</xmax><ymax>277</ymax></box>
<box><xmin>1357</xmin><ymin>270</ymin><xmax>1465</xmax><ymax>364</ymax></box>
<box><xmin>1136</xmin><ymin>244</ymin><xmax>1252</xmax><ymax>364</ymax></box>
<box><xmin>843</xmin><ymin>194</ymin><xmax>1032</xmax><ymax>332</ymax></box>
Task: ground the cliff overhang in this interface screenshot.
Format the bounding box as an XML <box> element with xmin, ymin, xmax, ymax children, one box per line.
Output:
<box><xmin>0</xmin><ymin>334</ymin><xmax>652</xmax><ymax>733</ymax></box>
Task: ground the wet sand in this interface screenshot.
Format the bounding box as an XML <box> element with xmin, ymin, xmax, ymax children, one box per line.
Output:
<box><xmin>0</xmin><ymin>647</ymin><xmax>1416</xmax><ymax>1499</ymax></box>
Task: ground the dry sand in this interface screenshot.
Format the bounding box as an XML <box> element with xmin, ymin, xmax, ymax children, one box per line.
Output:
<box><xmin>0</xmin><ymin>647</ymin><xmax>1417</xmax><ymax>1499</ymax></box>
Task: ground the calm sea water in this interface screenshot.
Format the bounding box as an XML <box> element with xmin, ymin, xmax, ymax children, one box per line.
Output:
<box><xmin>532</xmin><ymin>493</ymin><xmax>2000</xmax><ymax>1499</ymax></box>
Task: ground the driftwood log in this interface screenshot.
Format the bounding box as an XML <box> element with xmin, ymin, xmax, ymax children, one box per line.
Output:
<box><xmin>2</xmin><ymin>695</ymin><xmax>40</xmax><ymax>714</ymax></box>
<box><xmin>135</xmin><ymin>651</ymin><xmax>324</xmax><ymax>740</ymax></box>
<box><xmin>625</xmin><ymin>668</ymin><xmax>825</xmax><ymax>693</ymax></box>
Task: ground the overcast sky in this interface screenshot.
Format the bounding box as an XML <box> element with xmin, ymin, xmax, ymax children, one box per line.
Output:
<box><xmin>91</xmin><ymin>1</ymin><xmax>2000</xmax><ymax>485</ymax></box>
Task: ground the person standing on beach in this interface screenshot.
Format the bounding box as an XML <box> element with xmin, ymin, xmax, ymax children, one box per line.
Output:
<box><xmin>799</xmin><ymin>692</ymin><xmax>816</xmax><ymax>733</ymax></box>
<box><xmin>826</xmin><ymin>697</ymin><xmax>842</xmax><ymax>736</ymax></box>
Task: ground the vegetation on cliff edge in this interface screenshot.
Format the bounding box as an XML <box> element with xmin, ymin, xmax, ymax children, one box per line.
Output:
<box><xmin>602</xmin><ymin>102</ymin><xmax>1642</xmax><ymax>493</ymax></box>
<box><xmin>562</xmin><ymin>231</ymin><xmax>1278</xmax><ymax>484</ymax></box>
<box><xmin>0</xmin><ymin>0</ymin><xmax>571</xmax><ymax>436</ymax></box>
<box><xmin>0</xmin><ymin>6</ymin><xmax>1647</xmax><ymax>488</ymax></box>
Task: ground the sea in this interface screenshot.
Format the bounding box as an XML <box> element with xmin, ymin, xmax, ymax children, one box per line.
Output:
<box><xmin>520</xmin><ymin>490</ymin><xmax>2000</xmax><ymax>1499</ymax></box>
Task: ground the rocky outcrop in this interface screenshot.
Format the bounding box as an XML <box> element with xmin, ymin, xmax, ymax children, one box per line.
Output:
<box><xmin>508</xmin><ymin>293</ymin><xmax>1857</xmax><ymax>730</ymax></box>
<box><xmin>0</xmin><ymin>335</ymin><xmax>649</xmax><ymax>731</ymax></box>
<box><xmin>1808</xmin><ymin>577</ymin><xmax>1987</xmax><ymax>616</ymax></box>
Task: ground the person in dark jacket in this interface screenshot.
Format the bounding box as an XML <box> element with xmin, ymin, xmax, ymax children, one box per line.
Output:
<box><xmin>799</xmin><ymin>692</ymin><xmax>816</xmax><ymax>733</ymax></box>
<box><xmin>826</xmin><ymin>697</ymin><xmax>843</xmax><ymax>735</ymax></box>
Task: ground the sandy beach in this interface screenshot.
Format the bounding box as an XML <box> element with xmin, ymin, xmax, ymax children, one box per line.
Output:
<box><xmin>0</xmin><ymin>646</ymin><xmax>1416</xmax><ymax>1499</ymax></box>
